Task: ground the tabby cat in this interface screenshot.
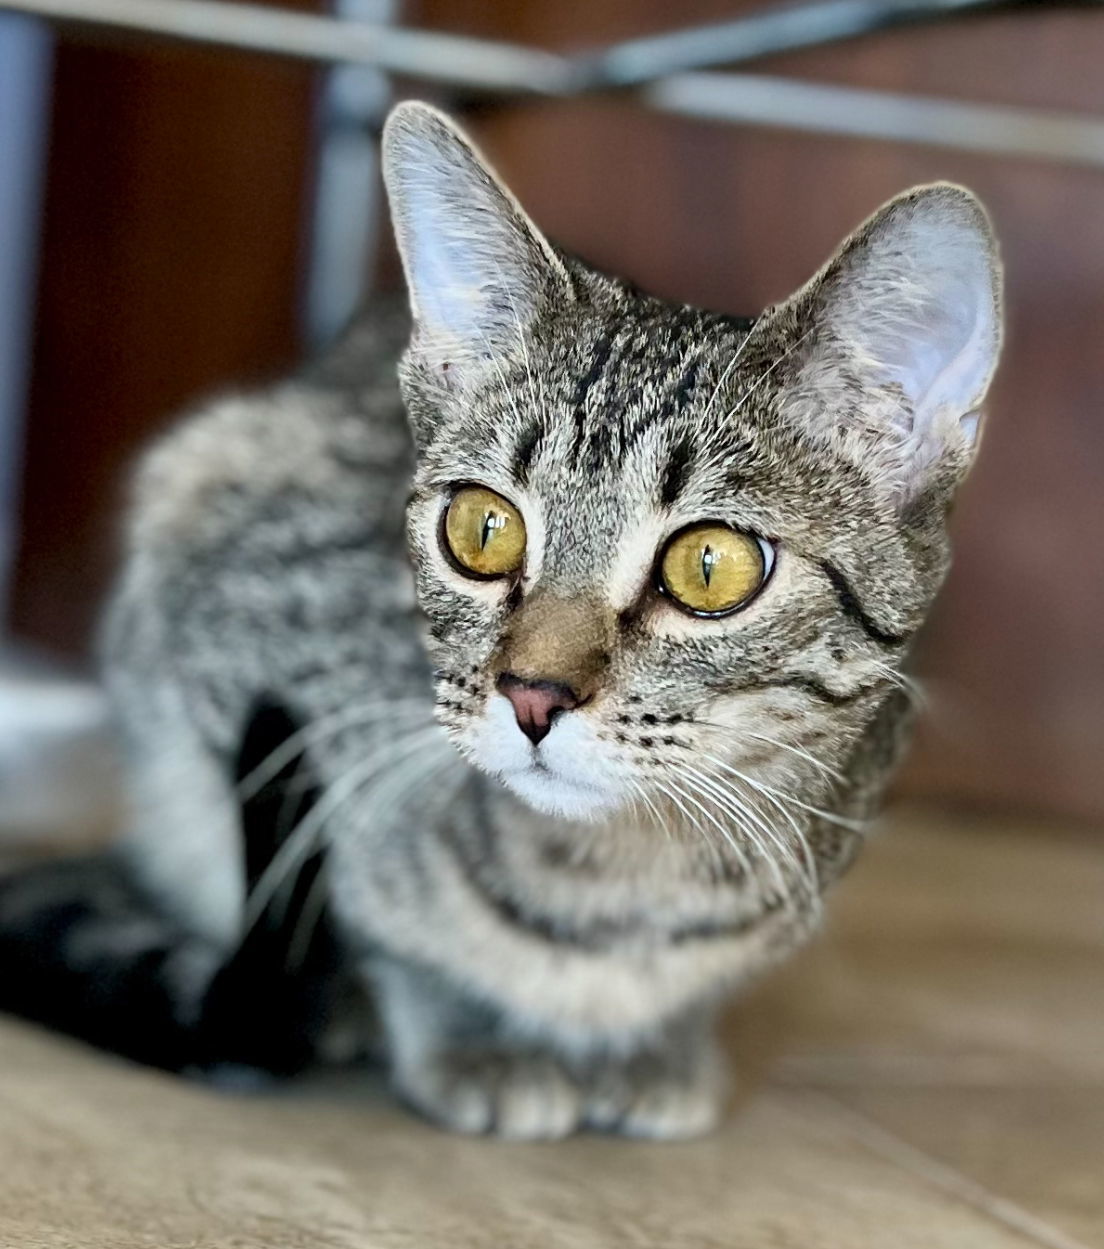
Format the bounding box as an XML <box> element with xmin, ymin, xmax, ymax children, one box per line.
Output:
<box><xmin>0</xmin><ymin>101</ymin><xmax>1001</xmax><ymax>1139</ymax></box>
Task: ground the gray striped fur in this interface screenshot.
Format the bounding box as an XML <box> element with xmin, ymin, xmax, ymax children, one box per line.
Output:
<box><xmin>97</xmin><ymin>102</ymin><xmax>1001</xmax><ymax>1138</ymax></box>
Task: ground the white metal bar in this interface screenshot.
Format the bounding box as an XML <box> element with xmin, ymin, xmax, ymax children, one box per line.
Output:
<box><xmin>0</xmin><ymin>0</ymin><xmax>576</xmax><ymax>94</ymax></box>
<box><xmin>0</xmin><ymin>0</ymin><xmax>1102</xmax><ymax>167</ymax></box>
<box><xmin>647</xmin><ymin>71</ymin><xmax>1104</xmax><ymax>168</ymax></box>
<box><xmin>591</xmin><ymin>0</ymin><xmax>1093</xmax><ymax>87</ymax></box>
<box><xmin>4</xmin><ymin>0</ymin><xmax>1095</xmax><ymax>90</ymax></box>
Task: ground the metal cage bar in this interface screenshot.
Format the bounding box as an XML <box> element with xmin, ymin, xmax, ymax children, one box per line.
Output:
<box><xmin>1</xmin><ymin>0</ymin><xmax>1101</xmax><ymax>168</ymax></box>
<box><xmin>0</xmin><ymin>0</ymin><xmax>574</xmax><ymax>93</ymax></box>
<box><xmin>586</xmin><ymin>0</ymin><xmax>1100</xmax><ymax>86</ymax></box>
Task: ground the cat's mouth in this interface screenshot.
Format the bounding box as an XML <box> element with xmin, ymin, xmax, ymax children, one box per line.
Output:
<box><xmin>461</xmin><ymin>694</ymin><xmax>628</xmax><ymax>821</ymax></box>
<box><xmin>497</xmin><ymin>762</ymin><xmax>623</xmax><ymax>821</ymax></box>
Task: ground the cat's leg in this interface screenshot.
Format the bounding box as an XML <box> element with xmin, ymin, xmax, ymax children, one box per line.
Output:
<box><xmin>117</xmin><ymin>715</ymin><xmax>245</xmax><ymax>952</ymax></box>
<box><xmin>114</xmin><ymin>699</ymin><xmax>359</xmax><ymax>1074</ymax></box>
<box><xmin>583</xmin><ymin>1011</ymin><xmax>729</xmax><ymax>1140</ymax></box>
<box><xmin>371</xmin><ymin>956</ymin><xmax>727</xmax><ymax>1141</ymax></box>
<box><xmin>371</xmin><ymin>957</ymin><xmax>584</xmax><ymax>1140</ymax></box>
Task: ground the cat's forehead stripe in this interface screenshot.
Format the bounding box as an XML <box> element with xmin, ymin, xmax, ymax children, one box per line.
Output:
<box><xmin>564</xmin><ymin>312</ymin><xmax>760</xmax><ymax>475</ymax></box>
<box><xmin>504</xmin><ymin>313</ymin><xmax>760</xmax><ymax>499</ymax></box>
<box><xmin>659</xmin><ymin>436</ymin><xmax>695</xmax><ymax>509</ymax></box>
<box><xmin>512</xmin><ymin>421</ymin><xmax>543</xmax><ymax>487</ymax></box>
<box><xmin>568</xmin><ymin>330</ymin><xmax>616</xmax><ymax>466</ymax></box>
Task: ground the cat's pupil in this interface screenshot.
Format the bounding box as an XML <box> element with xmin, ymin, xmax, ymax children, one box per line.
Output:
<box><xmin>480</xmin><ymin>512</ymin><xmax>496</xmax><ymax>550</ymax></box>
<box><xmin>701</xmin><ymin>545</ymin><xmax>716</xmax><ymax>588</ymax></box>
<box><xmin>479</xmin><ymin>509</ymin><xmax>511</xmax><ymax>550</ymax></box>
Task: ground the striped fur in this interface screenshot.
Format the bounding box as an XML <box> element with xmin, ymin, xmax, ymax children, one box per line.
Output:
<box><xmin>0</xmin><ymin>103</ymin><xmax>1001</xmax><ymax>1139</ymax></box>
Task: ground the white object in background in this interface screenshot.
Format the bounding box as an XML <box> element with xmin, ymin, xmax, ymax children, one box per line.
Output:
<box><xmin>0</xmin><ymin>653</ymin><xmax>119</xmax><ymax>852</ymax></box>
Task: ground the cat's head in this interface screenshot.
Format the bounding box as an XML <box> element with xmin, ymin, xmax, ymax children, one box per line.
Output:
<box><xmin>383</xmin><ymin>101</ymin><xmax>1001</xmax><ymax>826</ymax></box>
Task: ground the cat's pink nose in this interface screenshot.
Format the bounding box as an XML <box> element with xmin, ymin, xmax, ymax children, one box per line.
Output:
<box><xmin>496</xmin><ymin>673</ymin><xmax>579</xmax><ymax>746</ymax></box>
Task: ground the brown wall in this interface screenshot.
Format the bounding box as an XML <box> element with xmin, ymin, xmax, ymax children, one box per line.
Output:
<box><xmin>12</xmin><ymin>2</ymin><xmax>1104</xmax><ymax>823</ymax></box>
<box><xmin>11</xmin><ymin>10</ymin><xmax>323</xmax><ymax>654</ymax></box>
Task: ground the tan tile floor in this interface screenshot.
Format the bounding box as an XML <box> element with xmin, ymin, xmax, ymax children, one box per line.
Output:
<box><xmin>0</xmin><ymin>807</ymin><xmax>1100</xmax><ymax>1248</ymax></box>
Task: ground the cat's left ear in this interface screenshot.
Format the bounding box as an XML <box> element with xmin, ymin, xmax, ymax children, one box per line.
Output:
<box><xmin>382</xmin><ymin>100</ymin><xmax>571</xmax><ymax>386</ymax></box>
<box><xmin>772</xmin><ymin>183</ymin><xmax>1002</xmax><ymax>507</ymax></box>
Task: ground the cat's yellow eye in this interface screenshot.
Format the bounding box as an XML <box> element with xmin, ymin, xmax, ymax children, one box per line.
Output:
<box><xmin>443</xmin><ymin>486</ymin><xmax>527</xmax><ymax>578</ymax></box>
<box><xmin>659</xmin><ymin>523</ymin><xmax>768</xmax><ymax>616</ymax></box>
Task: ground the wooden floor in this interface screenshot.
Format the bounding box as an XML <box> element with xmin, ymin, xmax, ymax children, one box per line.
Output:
<box><xmin>0</xmin><ymin>807</ymin><xmax>1100</xmax><ymax>1248</ymax></box>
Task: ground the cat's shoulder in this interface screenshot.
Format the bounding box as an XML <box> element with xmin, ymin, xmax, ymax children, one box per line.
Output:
<box><xmin>123</xmin><ymin>301</ymin><xmax>411</xmax><ymax>557</ymax></box>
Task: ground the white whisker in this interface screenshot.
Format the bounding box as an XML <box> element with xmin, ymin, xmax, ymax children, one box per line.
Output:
<box><xmin>662</xmin><ymin>773</ymin><xmax>762</xmax><ymax>892</ymax></box>
<box><xmin>244</xmin><ymin>724</ymin><xmax>442</xmax><ymax>930</ymax></box>
<box><xmin>626</xmin><ymin>776</ymin><xmax>671</xmax><ymax>843</ymax></box>
<box><xmin>869</xmin><ymin>658</ymin><xmax>926</xmax><ymax>706</ymax></box>
<box><xmin>651</xmin><ymin>778</ymin><xmax>719</xmax><ymax>863</ymax></box>
<box><xmin>681</xmin><ymin>765</ymin><xmax>797</xmax><ymax>906</ymax></box>
<box><xmin>284</xmin><ymin>867</ymin><xmax>330</xmax><ymax>971</ymax></box>
<box><xmin>700</xmin><ymin>751</ymin><xmax>865</xmax><ymax>833</ymax></box>
<box><xmin>237</xmin><ymin>699</ymin><xmax>430</xmax><ymax>800</ymax></box>
<box><xmin>284</xmin><ymin>746</ymin><xmax>463</xmax><ymax>971</ymax></box>
<box><xmin>695</xmin><ymin>720</ymin><xmax>846</xmax><ymax>785</ymax></box>
<box><xmin>702</xmin><ymin>759</ymin><xmax>816</xmax><ymax>887</ymax></box>
<box><xmin>360</xmin><ymin>738</ymin><xmax>460</xmax><ymax>844</ymax></box>
<box><xmin>698</xmin><ymin>324</ymin><xmax>756</xmax><ymax>426</ymax></box>
<box><xmin>725</xmin><ymin>327</ymin><xmax>813</xmax><ymax>418</ymax></box>
<box><xmin>690</xmin><ymin>755</ymin><xmax>821</xmax><ymax>910</ymax></box>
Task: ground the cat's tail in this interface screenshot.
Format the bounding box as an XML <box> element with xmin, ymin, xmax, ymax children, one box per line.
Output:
<box><xmin>0</xmin><ymin>849</ymin><xmax>349</xmax><ymax>1075</ymax></box>
<box><xmin>0</xmin><ymin>699</ymin><xmax>362</xmax><ymax>1075</ymax></box>
<box><xmin>0</xmin><ymin>852</ymin><xmax>219</xmax><ymax>1069</ymax></box>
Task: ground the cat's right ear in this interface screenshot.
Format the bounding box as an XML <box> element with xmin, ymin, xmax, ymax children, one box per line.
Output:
<box><xmin>382</xmin><ymin>101</ymin><xmax>571</xmax><ymax>389</ymax></box>
<box><xmin>765</xmin><ymin>183</ymin><xmax>1002</xmax><ymax>509</ymax></box>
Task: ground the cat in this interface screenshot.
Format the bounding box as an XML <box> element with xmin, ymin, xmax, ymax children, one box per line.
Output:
<box><xmin>0</xmin><ymin>100</ymin><xmax>1001</xmax><ymax>1139</ymax></box>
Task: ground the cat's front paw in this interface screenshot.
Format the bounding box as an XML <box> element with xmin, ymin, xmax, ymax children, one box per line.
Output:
<box><xmin>610</xmin><ymin>1075</ymin><xmax>726</xmax><ymax>1140</ymax></box>
<box><xmin>585</xmin><ymin>1044</ymin><xmax>729</xmax><ymax>1140</ymax></box>
<box><xmin>396</xmin><ymin>1050</ymin><xmax>582</xmax><ymax>1141</ymax></box>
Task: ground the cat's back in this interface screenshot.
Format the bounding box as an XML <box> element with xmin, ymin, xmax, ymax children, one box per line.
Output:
<box><xmin>123</xmin><ymin>299</ymin><xmax>412</xmax><ymax>568</ymax></box>
<box><xmin>104</xmin><ymin>299</ymin><xmax>418</xmax><ymax>709</ymax></box>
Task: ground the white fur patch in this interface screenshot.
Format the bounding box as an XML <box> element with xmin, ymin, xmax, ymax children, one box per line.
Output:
<box><xmin>472</xmin><ymin>695</ymin><xmax>629</xmax><ymax>820</ymax></box>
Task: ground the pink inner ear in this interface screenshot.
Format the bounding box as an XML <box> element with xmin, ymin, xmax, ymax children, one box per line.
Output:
<box><xmin>885</xmin><ymin>280</ymin><xmax>993</xmax><ymax>429</ymax></box>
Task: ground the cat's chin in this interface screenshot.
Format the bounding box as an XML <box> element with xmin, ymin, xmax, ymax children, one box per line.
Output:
<box><xmin>496</xmin><ymin>766</ymin><xmax>625</xmax><ymax>823</ymax></box>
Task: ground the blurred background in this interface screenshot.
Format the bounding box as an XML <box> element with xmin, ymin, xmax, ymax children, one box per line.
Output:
<box><xmin>1</xmin><ymin>0</ymin><xmax>1103</xmax><ymax>837</ymax></box>
<box><xmin>3</xmin><ymin>12</ymin><xmax>1103</xmax><ymax>1241</ymax></box>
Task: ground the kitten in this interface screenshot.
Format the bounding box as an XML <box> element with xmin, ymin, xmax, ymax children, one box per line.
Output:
<box><xmin>0</xmin><ymin>101</ymin><xmax>1001</xmax><ymax>1139</ymax></box>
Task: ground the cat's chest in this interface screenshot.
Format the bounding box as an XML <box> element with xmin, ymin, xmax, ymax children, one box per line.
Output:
<box><xmin>331</xmin><ymin>801</ymin><xmax>803</xmax><ymax>1040</ymax></box>
<box><xmin>451</xmin><ymin>812</ymin><xmax>779</xmax><ymax>947</ymax></box>
<box><xmin>411</xmin><ymin>834</ymin><xmax>797</xmax><ymax>1039</ymax></box>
